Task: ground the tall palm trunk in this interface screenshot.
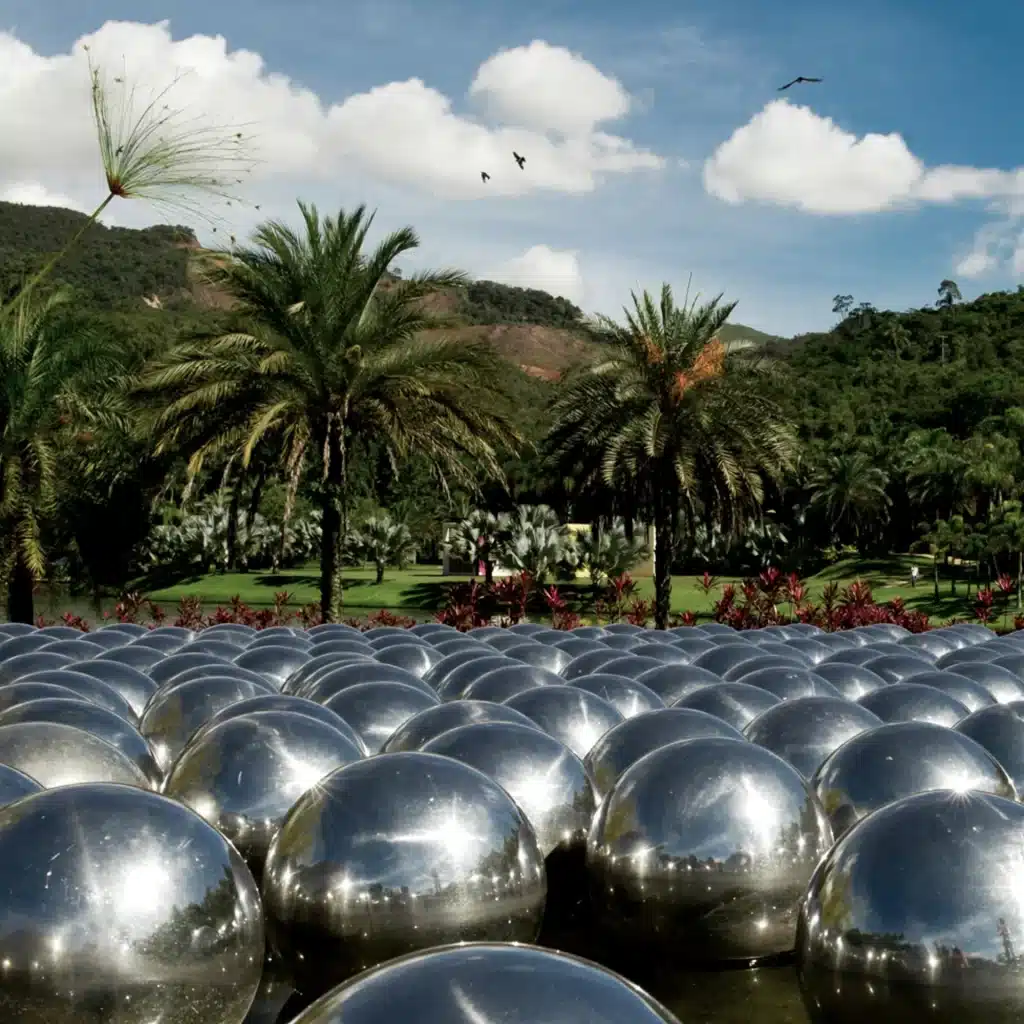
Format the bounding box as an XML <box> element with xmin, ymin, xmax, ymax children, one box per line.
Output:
<box><xmin>653</xmin><ymin>508</ymin><xmax>673</xmax><ymax>629</ymax></box>
<box><xmin>319</xmin><ymin>424</ymin><xmax>344</xmax><ymax>622</ymax></box>
<box><xmin>225</xmin><ymin>483</ymin><xmax>241</xmax><ymax>572</ymax></box>
<box><xmin>6</xmin><ymin>548</ymin><xmax>34</xmax><ymax>624</ymax></box>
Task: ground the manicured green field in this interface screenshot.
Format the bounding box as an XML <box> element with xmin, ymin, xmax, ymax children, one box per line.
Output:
<box><xmin>142</xmin><ymin>553</ymin><xmax>991</xmax><ymax>624</ymax></box>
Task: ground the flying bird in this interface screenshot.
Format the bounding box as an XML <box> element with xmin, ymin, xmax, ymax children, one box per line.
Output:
<box><xmin>513</xmin><ymin>152</ymin><xmax>525</xmax><ymax>169</ymax></box>
<box><xmin>778</xmin><ymin>76</ymin><xmax>823</xmax><ymax>91</ymax></box>
<box><xmin>481</xmin><ymin>171</ymin><xmax>490</xmax><ymax>183</ymax></box>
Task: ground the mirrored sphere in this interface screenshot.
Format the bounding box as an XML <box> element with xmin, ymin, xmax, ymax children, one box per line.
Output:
<box><xmin>0</xmin><ymin>782</ymin><xmax>264</xmax><ymax>1023</ymax></box>
<box><xmin>735</xmin><ymin>666</ymin><xmax>842</xmax><ymax>701</ymax></box>
<box><xmin>234</xmin><ymin>644</ymin><xmax>311</xmax><ymax>686</ymax></box>
<box><xmin>0</xmin><ymin>634</ymin><xmax>53</xmax><ymax>660</ymax></box>
<box><xmin>433</xmin><ymin>656</ymin><xmax>513</xmax><ymax>698</ymax></box>
<box><xmin>0</xmin><ymin>680</ymin><xmax>86</xmax><ymax>712</ymax></box>
<box><xmin>164</xmin><ymin>710</ymin><xmax>365</xmax><ymax>878</ymax></box>
<box><xmin>381</xmin><ymin>700</ymin><xmax>539</xmax><ymax>753</ymax></box>
<box><xmin>897</xmin><ymin>669</ymin><xmax>996</xmax><ymax>712</ymax></box>
<box><xmin>140</xmin><ymin>675</ymin><xmax>276</xmax><ymax>772</ymax></box>
<box><xmin>584</xmin><ymin>707</ymin><xmax>744</xmax><ymax>799</ymax></box>
<box><xmin>674</xmin><ymin>682</ymin><xmax>783</xmax><ymax>731</ymax></box>
<box><xmin>286</xmin><ymin>942</ymin><xmax>682</xmax><ymax>1024</ymax></box>
<box><xmin>372</xmin><ymin>643</ymin><xmax>444</xmax><ymax>677</ymax></box>
<box><xmin>863</xmin><ymin>654</ymin><xmax>932</xmax><ymax>684</ymax></box>
<box><xmin>302</xmin><ymin>661</ymin><xmax>435</xmax><ymax>702</ymax></box>
<box><xmin>635</xmin><ymin>664</ymin><xmax>723</xmax><ymax>704</ymax></box>
<box><xmin>0</xmin><ymin>721</ymin><xmax>150</xmax><ymax>788</ymax></box>
<box><xmin>858</xmin><ymin>682</ymin><xmax>970</xmax><ymax>727</ymax></box>
<box><xmin>955</xmin><ymin>661</ymin><xmax>1024</xmax><ymax>703</ymax></box>
<box><xmin>797</xmin><ymin>789</ymin><xmax>1024</xmax><ymax>1024</ymax></box>
<box><xmin>0</xmin><ymin>697</ymin><xmax>161</xmax><ymax>788</ymax></box>
<box><xmin>148</xmin><ymin>652</ymin><xmax>230</xmax><ymax>686</ymax></box>
<box><xmin>812</xmin><ymin>721</ymin><xmax>1016</xmax><ymax>836</ymax></box>
<box><xmin>0</xmin><ymin>650</ymin><xmax>73</xmax><ymax>683</ymax></box>
<box><xmin>504</xmin><ymin>643</ymin><xmax>572</xmax><ymax>674</ymax></box>
<box><xmin>956</xmin><ymin>703</ymin><xmax>1024</xmax><ymax>793</ymax></box>
<box><xmin>261</xmin><ymin>751</ymin><xmax>547</xmax><ymax>995</ymax></box>
<box><xmin>744</xmin><ymin>696</ymin><xmax>883</xmax><ymax>779</ymax></box>
<box><xmin>18</xmin><ymin>668</ymin><xmax>139</xmax><ymax>723</ymax></box>
<box><xmin>563</xmin><ymin>649</ymin><xmax>633</xmax><ymax>679</ymax></box>
<box><xmin>503</xmin><ymin>686</ymin><xmax>624</xmax><ymax>759</ymax></box>
<box><xmin>96</xmin><ymin>643</ymin><xmax>166</xmax><ymax>670</ymax></box>
<box><xmin>566</xmin><ymin>673</ymin><xmax>665</xmax><ymax>718</ymax></box>
<box><xmin>0</xmin><ymin>762</ymin><xmax>41</xmax><ymax>805</ymax></box>
<box><xmin>70</xmin><ymin>659</ymin><xmax>158</xmax><ymax>718</ymax></box>
<box><xmin>588</xmin><ymin>737</ymin><xmax>833</xmax><ymax>961</ymax></box>
<box><xmin>811</xmin><ymin>662</ymin><xmax>887</xmax><ymax>701</ymax></box>
<box><xmin>423</xmin><ymin>721</ymin><xmax>596</xmax><ymax>856</ymax></box>
<box><xmin>322</xmin><ymin>681</ymin><xmax>441</xmax><ymax>753</ymax></box>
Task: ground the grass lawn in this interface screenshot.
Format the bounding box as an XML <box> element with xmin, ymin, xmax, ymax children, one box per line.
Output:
<box><xmin>142</xmin><ymin>553</ymin><xmax>990</xmax><ymax>624</ymax></box>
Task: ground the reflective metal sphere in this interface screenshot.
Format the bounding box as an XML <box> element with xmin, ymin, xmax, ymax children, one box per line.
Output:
<box><xmin>234</xmin><ymin>644</ymin><xmax>311</xmax><ymax>686</ymax></box>
<box><xmin>372</xmin><ymin>643</ymin><xmax>444</xmax><ymax>677</ymax></box>
<box><xmin>635</xmin><ymin>663</ymin><xmax>724</xmax><ymax>704</ymax></box>
<box><xmin>812</xmin><ymin>720</ymin><xmax>1016</xmax><ymax>836</ymax></box>
<box><xmin>423</xmin><ymin>721</ymin><xmax>596</xmax><ymax>856</ymax></box>
<box><xmin>563</xmin><ymin>649</ymin><xmax>628</xmax><ymax>679</ymax></box>
<box><xmin>18</xmin><ymin>668</ymin><xmax>139</xmax><ymax>722</ymax></box>
<box><xmin>140</xmin><ymin>675</ymin><xmax>276</xmax><ymax>772</ymax></box>
<box><xmin>863</xmin><ymin>653</ymin><xmax>933</xmax><ymax>684</ymax></box>
<box><xmin>286</xmin><ymin>942</ymin><xmax>682</xmax><ymax>1024</ymax></box>
<box><xmin>0</xmin><ymin>782</ymin><xmax>264</xmax><ymax>1023</ymax></box>
<box><xmin>0</xmin><ymin>697</ymin><xmax>161</xmax><ymax>788</ymax></box>
<box><xmin>744</xmin><ymin>696</ymin><xmax>883</xmax><ymax>779</ymax></box>
<box><xmin>0</xmin><ymin>721</ymin><xmax>150</xmax><ymax>787</ymax></box>
<box><xmin>460</xmin><ymin>665</ymin><xmax>560</xmax><ymax>703</ymax></box>
<box><xmin>95</xmin><ymin>643</ymin><xmax>166</xmax><ymax>670</ymax></box>
<box><xmin>183</xmin><ymin>638</ymin><xmax>248</xmax><ymax>660</ymax></box>
<box><xmin>503</xmin><ymin>685</ymin><xmax>624</xmax><ymax>759</ymax></box>
<box><xmin>674</xmin><ymin>682</ymin><xmax>783</xmax><ymax>731</ymax></box>
<box><xmin>166</xmin><ymin>662</ymin><xmax>271</xmax><ymax>690</ymax></box>
<box><xmin>504</xmin><ymin>642</ymin><xmax>573</xmax><ymax>674</ymax></box>
<box><xmin>858</xmin><ymin>682</ymin><xmax>970</xmax><ymax>726</ymax></box>
<box><xmin>566</xmin><ymin>673</ymin><xmax>665</xmax><ymax>718</ymax></box>
<box><xmin>955</xmin><ymin>661</ymin><xmax>1024</xmax><ymax>703</ymax></box>
<box><xmin>0</xmin><ymin>762</ymin><xmax>41</xmax><ymax>804</ymax></box>
<box><xmin>601</xmin><ymin>655</ymin><xmax>677</xmax><ymax>680</ymax></box>
<box><xmin>0</xmin><ymin>650</ymin><xmax>73</xmax><ymax>683</ymax></box>
<box><xmin>899</xmin><ymin>631</ymin><xmax>955</xmax><ymax>659</ymax></box>
<box><xmin>381</xmin><ymin>699</ymin><xmax>540</xmax><ymax>752</ymax></box>
<box><xmin>301</xmin><ymin>661</ymin><xmax>436</xmax><ymax>702</ymax></box>
<box><xmin>261</xmin><ymin>751</ymin><xmax>546</xmax><ymax>994</ymax></box>
<box><xmin>164</xmin><ymin>710</ymin><xmax>365</xmax><ymax>878</ymax></box>
<box><xmin>584</xmin><ymin>708</ymin><xmax>745</xmax><ymax>799</ymax></box>
<box><xmin>148</xmin><ymin>652</ymin><xmax>230</xmax><ymax>687</ymax></box>
<box><xmin>692</xmin><ymin>644</ymin><xmax>763</xmax><ymax>677</ymax></box>
<box><xmin>956</xmin><ymin>703</ymin><xmax>1024</xmax><ymax>793</ymax></box>
<box><xmin>422</xmin><ymin>650</ymin><xmax>499</xmax><ymax>689</ymax></box>
<box><xmin>811</xmin><ymin>661</ymin><xmax>887</xmax><ymax>701</ymax></box>
<box><xmin>191</xmin><ymin>692</ymin><xmax>368</xmax><ymax>754</ymax></box>
<box><xmin>735</xmin><ymin>665</ymin><xmax>842</xmax><ymax>701</ymax></box>
<box><xmin>897</xmin><ymin>669</ymin><xmax>996</xmax><ymax>712</ymax></box>
<box><xmin>588</xmin><ymin>737</ymin><xmax>833</xmax><ymax>961</ymax></box>
<box><xmin>0</xmin><ymin>633</ymin><xmax>53</xmax><ymax>659</ymax></box>
<box><xmin>797</xmin><ymin>789</ymin><xmax>1024</xmax><ymax>1024</ymax></box>
<box><xmin>630</xmin><ymin>644</ymin><xmax>691</xmax><ymax>665</ymax></box>
<box><xmin>40</xmin><ymin>638</ymin><xmax>104</xmax><ymax>659</ymax></box>
<box><xmin>322</xmin><ymin>681</ymin><xmax>441</xmax><ymax>753</ymax></box>
<box><xmin>70</xmin><ymin>659</ymin><xmax>158</xmax><ymax>718</ymax></box>
<box><xmin>0</xmin><ymin>680</ymin><xmax>87</xmax><ymax>712</ymax></box>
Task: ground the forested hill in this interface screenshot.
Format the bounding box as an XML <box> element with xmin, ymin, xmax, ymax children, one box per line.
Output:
<box><xmin>0</xmin><ymin>199</ymin><xmax>780</xmax><ymax>375</ymax></box>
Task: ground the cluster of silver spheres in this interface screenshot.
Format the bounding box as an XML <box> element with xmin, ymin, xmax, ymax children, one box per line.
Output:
<box><xmin>0</xmin><ymin>617</ymin><xmax>1023</xmax><ymax>1021</ymax></box>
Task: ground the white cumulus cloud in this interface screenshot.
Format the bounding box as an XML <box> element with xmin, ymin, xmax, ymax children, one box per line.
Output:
<box><xmin>703</xmin><ymin>100</ymin><xmax>1024</xmax><ymax>216</ymax></box>
<box><xmin>484</xmin><ymin>245</ymin><xmax>585</xmax><ymax>305</ymax></box>
<box><xmin>0</xmin><ymin>182</ymin><xmax>89</xmax><ymax>213</ymax></box>
<box><xmin>0</xmin><ymin>20</ymin><xmax>663</xmax><ymax>215</ymax></box>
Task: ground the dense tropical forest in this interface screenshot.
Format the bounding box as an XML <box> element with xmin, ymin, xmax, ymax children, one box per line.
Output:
<box><xmin>4</xmin><ymin>190</ymin><xmax>1024</xmax><ymax>629</ymax></box>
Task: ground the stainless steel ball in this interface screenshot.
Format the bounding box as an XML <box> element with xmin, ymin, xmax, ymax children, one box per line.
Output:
<box><xmin>284</xmin><ymin>942</ymin><xmax>682</xmax><ymax>1024</ymax></box>
<box><xmin>898</xmin><ymin>669</ymin><xmax>996</xmax><ymax>712</ymax></box>
<box><xmin>164</xmin><ymin>710</ymin><xmax>365</xmax><ymax>878</ymax></box>
<box><xmin>956</xmin><ymin>703</ymin><xmax>1024</xmax><ymax>793</ymax></box>
<box><xmin>322</xmin><ymin>681</ymin><xmax>441</xmax><ymax>753</ymax></box>
<box><xmin>381</xmin><ymin>699</ymin><xmax>540</xmax><ymax>752</ymax></box>
<box><xmin>692</xmin><ymin>645</ymin><xmax>763</xmax><ymax>678</ymax></box>
<box><xmin>233</xmin><ymin>644</ymin><xmax>311</xmax><ymax>687</ymax></box>
<box><xmin>0</xmin><ymin>650</ymin><xmax>73</xmax><ymax>683</ymax></box>
<box><xmin>0</xmin><ymin>782</ymin><xmax>264</xmax><ymax>1023</ymax></box>
<box><xmin>0</xmin><ymin>762</ymin><xmax>41</xmax><ymax>805</ymax></box>
<box><xmin>635</xmin><ymin>663</ymin><xmax>724</xmax><ymax>704</ymax></box>
<box><xmin>148</xmin><ymin>652</ymin><xmax>231</xmax><ymax>687</ymax></box>
<box><xmin>140</xmin><ymin>675</ymin><xmax>276</xmax><ymax>772</ymax></box>
<box><xmin>96</xmin><ymin>643</ymin><xmax>167</xmax><ymax>671</ymax></box>
<box><xmin>0</xmin><ymin>697</ymin><xmax>161</xmax><ymax>788</ymax></box>
<box><xmin>797</xmin><ymin>789</ymin><xmax>1024</xmax><ymax>1024</ymax></box>
<box><xmin>734</xmin><ymin>666</ymin><xmax>842</xmax><ymax>701</ymax></box>
<box><xmin>504</xmin><ymin>642</ymin><xmax>573</xmax><ymax>674</ymax></box>
<box><xmin>858</xmin><ymin>682</ymin><xmax>970</xmax><ymax>726</ymax></box>
<box><xmin>372</xmin><ymin>643</ymin><xmax>445</xmax><ymax>677</ymax></box>
<box><xmin>459</xmin><ymin>663</ymin><xmax>565</xmax><ymax>704</ymax></box>
<box><xmin>674</xmin><ymin>681</ymin><xmax>783</xmax><ymax>730</ymax></box>
<box><xmin>0</xmin><ymin>721</ymin><xmax>151</xmax><ymax>787</ymax></box>
<box><xmin>0</xmin><ymin>680</ymin><xmax>88</xmax><ymax>712</ymax></box>
<box><xmin>584</xmin><ymin>707</ymin><xmax>745</xmax><ymax>799</ymax></box>
<box><xmin>563</xmin><ymin>649</ymin><xmax>635</xmax><ymax>679</ymax></box>
<box><xmin>588</xmin><ymin>736</ymin><xmax>833</xmax><ymax>962</ymax></box>
<box><xmin>812</xmin><ymin>720</ymin><xmax>1016</xmax><ymax>836</ymax></box>
<box><xmin>863</xmin><ymin>653</ymin><xmax>932</xmax><ymax>684</ymax></box>
<box><xmin>302</xmin><ymin>661</ymin><xmax>436</xmax><ymax>702</ymax></box>
<box><xmin>260</xmin><ymin>751</ymin><xmax>546</xmax><ymax>994</ymax></box>
<box><xmin>422</xmin><ymin>721</ymin><xmax>597</xmax><ymax>856</ymax></box>
<box><xmin>811</xmin><ymin>661</ymin><xmax>888</xmax><ymax>701</ymax></box>
<box><xmin>70</xmin><ymin>659</ymin><xmax>158</xmax><ymax>718</ymax></box>
<box><xmin>744</xmin><ymin>696</ymin><xmax>883</xmax><ymax>779</ymax></box>
<box><xmin>955</xmin><ymin>661</ymin><xmax>1024</xmax><ymax>703</ymax></box>
<box><xmin>17</xmin><ymin>668</ymin><xmax>138</xmax><ymax>723</ymax></box>
<box><xmin>503</xmin><ymin>685</ymin><xmax>624</xmax><ymax>759</ymax></box>
<box><xmin>566</xmin><ymin>673</ymin><xmax>665</xmax><ymax>718</ymax></box>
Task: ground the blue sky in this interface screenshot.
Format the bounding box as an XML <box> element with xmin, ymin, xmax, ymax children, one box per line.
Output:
<box><xmin>1</xmin><ymin>0</ymin><xmax>1022</xmax><ymax>335</ymax></box>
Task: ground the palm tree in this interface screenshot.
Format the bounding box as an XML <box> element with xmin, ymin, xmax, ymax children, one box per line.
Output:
<box><xmin>356</xmin><ymin>514</ymin><xmax>416</xmax><ymax>585</ymax></box>
<box><xmin>808</xmin><ymin>451</ymin><xmax>891</xmax><ymax>546</ymax></box>
<box><xmin>137</xmin><ymin>203</ymin><xmax>521</xmax><ymax>620</ymax></box>
<box><xmin>0</xmin><ymin>291</ymin><xmax>119</xmax><ymax>621</ymax></box>
<box><xmin>546</xmin><ymin>283</ymin><xmax>795</xmax><ymax>628</ymax></box>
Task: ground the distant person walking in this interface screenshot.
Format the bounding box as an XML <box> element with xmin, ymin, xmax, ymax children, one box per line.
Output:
<box><xmin>910</xmin><ymin>565</ymin><xmax>919</xmax><ymax>588</ymax></box>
